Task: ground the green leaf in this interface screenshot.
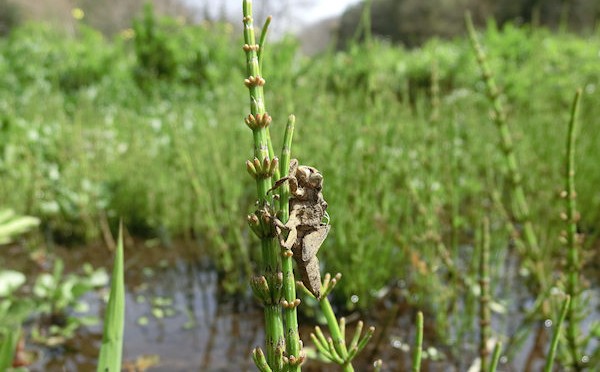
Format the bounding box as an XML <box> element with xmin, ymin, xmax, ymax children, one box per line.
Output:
<box><xmin>33</xmin><ymin>273</ymin><xmax>56</xmax><ymax>298</ymax></box>
<box><xmin>97</xmin><ymin>224</ymin><xmax>125</xmax><ymax>372</ymax></box>
<box><xmin>0</xmin><ymin>328</ymin><xmax>19</xmax><ymax>370</ymax></box>
<box><xmin>0</xmin><ymin>270</ymin><xmax>26</xmax><ymax>296</ymax></box>
<box><xmin>0</xmin><ymin>209</ymin><xmax>39</xmax><ymax>245</ymax></box>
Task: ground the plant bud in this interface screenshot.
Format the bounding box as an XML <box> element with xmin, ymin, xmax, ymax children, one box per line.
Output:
<box><xmin>244</xmin><ymin>114</ymin><xmax>257</xmax><ymax>130</ymax></box>
<box><xmin>262</xmin><ymin>156</ymin><xmax>270</xmax><ymax>174</ymax></box>
<box><xmin>246</xmin><ymin>160</ymin><xmax>258</xmax><ymax>177</ymax></box>
<box><xmin>253</xmin><ymin>157</ymin><xmax>262</xmax><ymax>173</ymax></box>
<box><xmin>269</xmin><ymin>157</ymin><xmax>279</xmax><ymax>176</ymax></box>
<box><xmin>250</xmin><ymin>275</ymin><xmax>271</xmax><ymax>304</ymax></box>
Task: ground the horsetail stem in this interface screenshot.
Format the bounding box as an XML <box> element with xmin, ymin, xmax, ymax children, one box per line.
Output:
<box><xmin>563</xmin><ymin>89</ymin><xmax>583</xmax><ymax>370</ymax></box>
<box><xmin>320</xmin><ymin>296</ymin><xmax>350</xmax><ymax>359</ymax></box>
<box><xmin>278</xmin><ymin>115</ymin><xmax>295</xmax><ymax>215</ymax></box>
<box><xmin>544</xmin><ymin>296</ymin><xmax>571</xmax><ymax>372</ymax></box>
<box><xmin>313</xmin><ymin>275</ymin><xmax>374</xmax><ymax>371</ymax></box>
<box><xmin>412</xmin><ymin>311</ymin><xmax>424</xmax><ymax>372</ymax></box>
<box><xmin>253</xmin><ymin>347</ymin><xmax>273</xmax><ymax>372</ymax></box>
<box><xmin>278</xmin><ymin>115</ymin><xmax>302</xmax><ymax>368</ymax></box>
<box><xmin>465</xmin><ymin>12</ymin><xmax>547</xmax><ymax>292</ymax></box>
<box><xmin>242</xmin><ymin>1</ymin><xmax>285</xmax><ymax>368</ymax></box>
<box><xmin>488</xmin><ymin>342</ymin><xmax>502</xmax><ymax>372</ymax></box>
<box><xmin>479</xmin><ymin>217</ymin><xmax>491</xmax><ymax>371</ymax></box>
<box><xmin>258</xmin><ymin>15</ymin><xmax>272</xmax><ymax>73</ymax></box>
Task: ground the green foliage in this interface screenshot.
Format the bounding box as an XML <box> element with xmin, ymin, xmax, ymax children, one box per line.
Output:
<box><xmin>1</xmin><ymin>23</ymin><xmax>118</xmax><ymax>92</ymax></box>
<box><xmin>0</xmin><ymin>260</ymin><xmax>109</xmax><ymax>362</ymax></box>
<box><xmin>0</xmin><ymin>271</ymin><xmax>35</xmax><ymax>334</ymax></box>
<box><xmin>132</xmin><ymin>3</ymin><xmax>239</xmax><ymax>90</ymax></box>
<box><xmin>0</xmin><ymin>327</ymin><xmax>19</xmax><ymax>370</ymax></box>
<box><xmin>97</xmin><ymin>226</ymin><xmax>125</xmax><ymax>372</ymax></box>
<box><xmin>132</xmin><ymin>3</ymin><xmax>179</xmax><ymax>84</ymax></box>
<box><xmin>33</xmin><ymin>259</ymin><xmax>108</xmax><ymax>316</ymax></box>
<box><xmin>0</xmin><ymin>209</ymin><xmax>39</xmax><ymax>244</ymax></box>
<box><xmin>31</xmin><ymin>259</ymin><xmax>108</xmax><ymax>344</ymax></box>
<box><xmin>0</xmin><ymin>18</ymin><xmax>598</xmax><ymax>369</ymax></box>
<box><xmin>0</xmin><ymin>209</ymin><xmax>39</xmax><ymax>368</ymax></box>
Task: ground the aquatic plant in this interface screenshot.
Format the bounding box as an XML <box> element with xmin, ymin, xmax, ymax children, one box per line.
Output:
<box><xmin>0</xmin><ymin>210</ymin><xmax>39</xmax><ymax>245</ymax></box>
<box><xmin>97</xmin><ymin>225</ymin><xmax>125</xmax><ymax>372</ymax></box>
<box><xmin>241</xmin><ymin>2</ymin><xmax>375</xmax><ymax>370</ymax></box>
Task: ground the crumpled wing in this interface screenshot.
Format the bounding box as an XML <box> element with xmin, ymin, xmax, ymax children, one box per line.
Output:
<box><xmin>301</xmin><ymin>225</ymin><xmax>330</xmax><ymax>261</ymax></box>
<box><xmin>298</xmin><ymin>256</ymin><xmax>322</xmax><ymax>298</ymax></box>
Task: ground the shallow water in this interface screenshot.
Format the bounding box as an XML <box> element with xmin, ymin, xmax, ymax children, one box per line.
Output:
<box><xmin>12</xmin><ymin>242</ymin><xmax>262</xmax><ymax>371</ymax></box>
<box><xmin>3</xmin><ymin>241</ymin><xmax>598</xmax><ymax>371</ymax></box>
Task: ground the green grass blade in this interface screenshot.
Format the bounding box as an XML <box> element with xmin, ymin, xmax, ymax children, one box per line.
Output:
<box><xmin>97</xmin><ymin>224</ymin><xmax>125</xmax><ymax>372</ymax></box>
<box><xmin>0</xmin><ymin>328</ymin><xmax>19</xmax><ymax>370</ymax></box>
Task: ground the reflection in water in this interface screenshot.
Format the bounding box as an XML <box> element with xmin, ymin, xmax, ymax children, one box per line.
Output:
<box><xmin>24</xmin><ymin>243</ymin><xmax>263</xmax><ymax>371</ymax></box>
<box><xmin>10</xmin><ymin>241</ymin><xmax>598</xmax><ymax>371</ymax></box>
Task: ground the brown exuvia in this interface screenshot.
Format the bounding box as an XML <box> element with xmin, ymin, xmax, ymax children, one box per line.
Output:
<box><xmin>271</xmin><ymin>159</ymin><xmax>329</xmax><ymax>298</ymax></box>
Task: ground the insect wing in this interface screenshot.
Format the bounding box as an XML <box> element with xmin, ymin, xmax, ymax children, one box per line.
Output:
<box><xmin>299</xmin><ymin>256</ymin><xmax>322</xmax><ymax>298</ymax></box>
<box><xmin>301</xmin><ymin>225</ymin><xmax>330</xmax><ymax>261</ymax></box>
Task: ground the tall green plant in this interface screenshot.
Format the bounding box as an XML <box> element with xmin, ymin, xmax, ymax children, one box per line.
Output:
<box><xmin>465</xmin><ymin>14</ymin><xmax>543</xmax><ymax>271</ymax></box>
<box><xmin>0</xmin><ymin>327</ymin><xmax>19</xmax><ymax>370</ymax></box>
<box><xmin>241</xmin><ymin>2</ymin><xmax>375</xmax><ymax>370</ymax></box>
<box><xmin>241</xmin><ymin>1</ymin><xmax>289</xmax><ymax>368</ymax></box>
<box><xmin>97</xmin><ymin>225</ymin><xmax>125</xmax><ymax>372</ymax></box>
<box><xmin>562</xmin><ymin>89</ymin><xmax>586</xmax><ymax>371</ymax></box>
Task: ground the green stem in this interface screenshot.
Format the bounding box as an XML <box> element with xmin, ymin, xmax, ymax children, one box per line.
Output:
<box><xmin>465</xmin><ymin>12</ymin><xmax>547</xmax><ymax>292</ymax></box>
<box><xmin>544</xmin><ymin>296</ymin><xmax>571</xmax><ymax>372</ymax></box>
<box><xmin>279</xmin><ymin>115</ymin><xmax>295</xmax><ymax>217</ymax></box>
<box><xmin>488</xmin><ymin>342</ymin><xmax>502</xmax><ymax>372</ymax></box>
<box><xmin>564</xmin><ymin>89</ymin><xmax>582</xmax><ymax>370</ymax></box>
<box><xmin>258</xmin><ymin>16</ymin><xmax>272</xmax><ymax>73</ymax></box>
<box><xmin>243</xmin><ymin>1</ymin><xmax>284</xmax><ymax>369</ymax></box>
<box><xmin>412</xmin><ymin>311</ymin><xmax>423</xmax><ymax>372</ymax></box>
<box><xmin>320</xmin><ymin>297</ymin><xmax>352</xmax><ymax>371</ymax></box>
<box><xmin>479</xmin><ymin>218</ymin><xmax>491</xmax><ymax>371</ymax></box>
<box><xmin>279</xmin><ymin>116</ymin><xmax>301</xmax><ymax>370</ymax></box>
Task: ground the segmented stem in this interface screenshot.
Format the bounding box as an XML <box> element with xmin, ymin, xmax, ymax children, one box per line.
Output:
<box><xmin>242</xmin><ymin>1</ymin><xmax>284</xmax><ymax>368</ymax></box>
<box><xmin>279</xmin><ymin>115</ymin><xmax>301</xmax><ymax>369</ymax></box>
<box><xmin>564</xmin><ymin>89</ymin><xmax>582</xmax><ymax>370</ymax></box>
<box><xmin>479</xmin><ymin>218</ymin><xmax>491</xmax><ymax>371</ymax></box>
<box><xmin>412</xmin><ymin>311</ymin><xmax>424</xmax><ymax>372</ymax></box>
<box><xmin>466</xmin><ymin>12</ymin><xmax>547</xmax><ymax>291</ymax></box>
<box><xmin>320</xmin><ymin>297</ymin><xmax>353</xmax><ymax>371</ymax></box>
